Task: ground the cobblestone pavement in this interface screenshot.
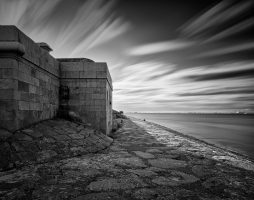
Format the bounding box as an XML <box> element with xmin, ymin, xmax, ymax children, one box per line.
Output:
<box><xmin>1</xmin><ymin>117</ymin><xmax>254</xmax><ymax>199</ymax></box>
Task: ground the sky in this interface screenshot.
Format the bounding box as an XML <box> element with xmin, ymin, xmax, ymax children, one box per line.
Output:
<box><xmin>1</xmin><ymin>0</ymin><xmax>254</xmax><ymax>113</ymax></box>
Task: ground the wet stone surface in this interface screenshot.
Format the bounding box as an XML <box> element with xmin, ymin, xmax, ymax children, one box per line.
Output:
<box><xmin>0</xmin><ymin>117</ymin><xmax>254</xmax><ymax>199</ymax></box>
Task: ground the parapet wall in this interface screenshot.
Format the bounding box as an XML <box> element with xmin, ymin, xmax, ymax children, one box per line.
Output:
<box><xmin>0</xmin><ymin>26</ymin><xmax>112</xmax><ymax>134</ymax></box>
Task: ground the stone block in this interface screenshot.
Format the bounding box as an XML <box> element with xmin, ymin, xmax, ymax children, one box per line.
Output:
<box><xmin>18</xmin><ymin>80</ymin><xmax>29</xmax><ymax>92</ymax></box>
<box><xmin>95</xmin><ymin>62</ymin><xmax>107</xmax><ymax>71</ymax></box>
<box><xmin>46</xmin><ymin>63</ymin><xmax>54</xmax><ymax>73</ymax></box>
<box><xmin>19</xmin><ymin>101</ymin><xmax>30</xmax><ymax>110</ymax></box>
<box><xmin>92</xmin><ymin>94</ymin><xmax>101</xmax><ymax>99</ymax></box>
<box><xmin>96</xmin><ymin>71</ymin><xmax>107</xmax><ymax>78</ymax></box>
<box><xmin>83</xmin><ymin>62</ymin><xmax>96</xmax><ymax>71</ymax></box>
<box><xmin>0</xmin><ymin>79</ymin><xmax>14</xmax><ymax>89</ymax></box>
<box><xmin>79</xmin><ymin>81</ymin><xmax>87</xmax><ymax>87</ymax></box>
<box><xmin>65</xmin><ymin>71</ymin><xmax>79</xmax><ymax>78</ymax></box>
<box><xmin>60</xmin><ymin>71</ymin><xmax>65</xmax><ymax>78</ymax></box>
<box><xmin>0</xmin><ymin>89</ymin><xmax>13</xmax><ymax>99</ymax></box>
<box><xmin>101</xmin><ymin>94</ymin><xmax>106</xmax><ymax>99</ymax></box>
<box><xmin>0</xmin><ymin>26</ymin><xmax>19</xmax><ymax>41</ymax></box>
<box><xmin>19</xmin><ymin>62</ymin><xmax>31</xmax><ymax>75</ymax></box>
<box><xmin>39</xmin><ymin>71</ymin><xmax>45</xmax><ymax>81</ymax></box>
<box><xmin>18</xmin><ymin>71</ymin><xmax>32</xmax><ymax>84</ymax></box>
<box><xmin>46</xmin><ymin>82</ymin><xmax>50</xmax><ymax>90</ymax></box>
<box><xmin>29</xmin><ymin>85</ymin><xmax>36</xmax><ymax>94</ymax></box>
<box><xmin>34</xmin><ymin>78</ymin><xmax>39</xmax><ymax>87</ymax></box>
<box><xmin>30</xmin><ymin>102</ymin><xmax>40</xmax><ymax>110</ymax></box>
<box><xmin>60</xmin><ymin>62</ymin><xmax>83</xmax><ymax>71</ymax></box>
<box><xmin>2</xmin><ymin>68</ymin><xmax>18</xmax><ymax>79</ymax></box>
<box><xmin>0</xmin><ymin>59</ymin><xmax>18</xmax><ymax>71</ymax></box>
<box><xmin>19</xmin><ymin>92</ymin><xmax>30</xmax><ymax>101</ymax></box>
<box><xmin>80</xmin><ymin>71</ymin><xmax>96</xmax><ymax>78</ymax></box>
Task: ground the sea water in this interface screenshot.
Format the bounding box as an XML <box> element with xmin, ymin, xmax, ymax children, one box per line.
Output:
<box><xmin>126</xmin><ymin>113</ymin><xmax>254</xmax><ymax>159</ymax></box>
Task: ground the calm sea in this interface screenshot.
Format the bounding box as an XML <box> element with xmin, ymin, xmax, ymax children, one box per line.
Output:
<box><xmin>126</xmin><ymin>113</ymin><xmax>254</xmax><ymax>159</ymax></box>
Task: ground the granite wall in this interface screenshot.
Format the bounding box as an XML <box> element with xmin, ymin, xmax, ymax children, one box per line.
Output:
<box><xmin>58</xmin><ymin>59</ymin><xmax>113</xmax><ymax>135</ymax></box>
<box><xmin>0</xmin><ymin>26</ymin><xmax>60</xmax><ymax>132</ymax></box>
<box><xmin>0</xmin><ymin>25</ymin><xmax>112</xmax><ymax>134</ymax></box>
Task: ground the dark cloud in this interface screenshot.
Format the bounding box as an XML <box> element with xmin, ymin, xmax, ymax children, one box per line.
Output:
<box><xmin>187</xmin><ymin>68</ymin><xmax>254</xmax><ymax>81</ymax></box>
<box><xmin>178</xmin><ymin>89</ymin><xmax>254</xmax><ymax>97</ymax></box>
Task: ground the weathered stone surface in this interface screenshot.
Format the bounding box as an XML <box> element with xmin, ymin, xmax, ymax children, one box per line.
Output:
<box><xmin>22</xmin><ymin>129</ymin><xmax>43</xmax><ymax>138</ymax></box>
<box><xmin>75</xmin><ymin>192</ymin><xmax>125</xmax><ymax>200</ymax></box>
<box><xmin>134</xmin><ymin>188</ymin><xmax>158</xmax><ymax>199</ymax></box>
<box><xmin>10</xmin><ymin>132</ymin><xmax>33</xmax><ymax>141</ymax></box>
<box><xmin>148</xmin><ymin>158</ymin><xmax>187</xmax><ymax>168</ymax></box>
<box><xmin>0</xmin><ymin>129</ymin><xmax>13</xmax><ymax>141</ymax></box>
<box><xmin>87</xmin><ymin>176</ymin><xmax>147</xmax><ymax>191</ymax></box>
<box><xmin>152</xmin><ymin>171</ymin><xmax>199</xmax><ymax>186</ymax></box>
<box><xmin>69</xmin><ymin>133</ymin><xmax>84</xmax><ymax>139</ymax></box>
<box><xmin>1</xmin><ymin>117</ymin><xmax>254</xmax><ymax>200</ymax></box>
<box><xmin>127</xmin><ymin>169</ymin><xmax>157</xmax><ymax>177</ymax></box>
<box><xmin>146</xmin><ymin>148</ymin><xmax>163</xmax><ymax>153</ymax></box>
<box><xmin>134</xmin><ymin>151</ymin><xmax>155</xmax><ymax>159</ymax></box>
<box><xmin>192</xmin><ymin>165</ymin><xmax>215</xmax><ymax>177</ymax></box>
<box><xmin>64</xmin><ymin>127</ymin><xmax>77</xmax><ymax>134</ymax></box>
<box><xmin>0</xmin><ymin>142</ymin><xmax>13</xmax><ymax>171</ymax></box>
<box><xmin>114</xmin><ymin>157</ymin><xmax>147</xmax><ymax>168</ymax></box>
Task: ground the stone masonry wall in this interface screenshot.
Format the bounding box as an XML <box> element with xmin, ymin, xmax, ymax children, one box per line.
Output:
<box><xmin>0</xmin><ymin>25</ymin><xmax>113</xmax><ymax>135</ymax></box>
<box><xmin>59</xmin><ymin>59</ymin><xmax>113</xmax><ymax>135</ymax></box>
<box><xmin>0</xmin><ymin>26</ymin><xmax>60</xmax><ymax>131</ymax></box>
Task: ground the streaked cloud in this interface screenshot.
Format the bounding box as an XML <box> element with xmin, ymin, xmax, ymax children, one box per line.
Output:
<box><xmin>69</xmin><ymin>17</ymin><xmax>131</xmax><ymax>56</ymax></box>
<box><xmin>179</xmin><ymin>0</ymin><xmax>253</xmax><ymax>40</ymax></box>
<box><xmin>0</xmin><ymin>0</ymin><xmax>60</xmax><ymax>26</ymax></box>
<box><xmin>194</xmin><ymin>42</ymin><xmax>254</xmax><ymax>58</ymax></box>
<box><xmin>127</xmin><ymin>40</ymin><xmax>194</xmax><ymax>56</ymax></box>
<box><xmin>0</xmin><ymin>0</ymin><xmax>131</xmax><ymax>58</ymax></box>
<box><xmin>113</xmin><ymin>61</ymin><xmax>254</xmax><ymax>112</ymax></box>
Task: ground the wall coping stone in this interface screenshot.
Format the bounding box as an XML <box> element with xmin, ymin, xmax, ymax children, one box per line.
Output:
<box><xmin>57</xmin><ymin>58</ymin><xmax>95</xmax><ymax>63</ymax></box>
<box><xmin>0</xmin><ymin>41</ymin><xmax>26</xmax><ymax>55</ymax></box>
<box><xmin>36</xmin><ymin>42</ymin><xmax>53</xmax><ymax>52</ymax></box>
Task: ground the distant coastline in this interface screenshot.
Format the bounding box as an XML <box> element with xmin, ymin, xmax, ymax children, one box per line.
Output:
<box><xmin>127</xmin><ymin>112</ymin><xmax>254</xmax><ymax>115</ymax></box>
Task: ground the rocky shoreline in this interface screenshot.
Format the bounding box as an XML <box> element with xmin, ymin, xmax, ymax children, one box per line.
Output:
<box><xmin>0</xmin><ymin>117</ymin><xmax>254</xmax><ymax>199</ymax></box>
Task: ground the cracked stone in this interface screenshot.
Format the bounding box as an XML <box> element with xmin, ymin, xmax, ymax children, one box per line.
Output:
<box><xmin>134</xmin><ymin>188</ymin><xmax>158</xmax><ymax>199</ymax></box>
<box><xmin>152</xmin><ymin>171</ymin><xmax>199</xmax><ymax>186</ymax></box>
<box><xmin>37</xmin><ymin>150</ymin><xmax>57</xmax><ymax>162</ymax></box>
<box><xmin>133</xmin><ymin>151</ymin><xmax>155</xmax><ymax>159</ymax></box>
<box><xmin>148</xmin><ymin>158</ymin><xmax>187</xmax><ymax>168</ymax></box>
<box><xmin>69</xmin><ymin>133</ymin><xmax>84</xmax><ymax>139</ymax></box>
<box><xmin>75</xmin><ymin>192</ymin><xmax>125</xmax><ymax>200</ymax></box>
<box><xmin>0</xmin><ymin>129</ymin><xmax>13</xmax><ymax>141</ymax></box>
<box><xmin>127</xmin><ymin>169</ymin><xmax>157</xmax><ymax>177</ymax></box>
<box><xmin>87</xmin><ymin>175</ymin><xmax>147</xmax><ymax>191</ymax></box>
<box><xmin>192</xmin><ymin>165</ymin><xmax>215</xmax><ymax>177</ymax></box>
<box><xmin>114</xmin><ymin>157</ymin><xmax>147</xmax><ymax>168</ymax></box>
<box><xmin>21</xmin><ymin>129</ymin><xmax>43</xmax><ymax>138</ymax></box>
<box><xmin>10</xmin><ymin>132</ymin><xmax>33</xmax><ymax>141</ymax></box>
<box><xmin>64</xmin><ymin>128</ymin><xmax>77</xmax><ymax>134</ymax></box>
<box><xmin>146</xmin><ymin>149</ymin><xmax>163</xmax><ymax>153</ymax></box>
<box><xmin>202</xmin><ymin>177</ymin><xmax>224</xmax><ymax>189</ymax></box>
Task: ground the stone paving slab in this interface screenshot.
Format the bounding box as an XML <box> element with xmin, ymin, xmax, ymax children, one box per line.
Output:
<box><xmin>0</xmin><ymin>117</ymin><xmax>254</xmax><ymax>199</ymax></box>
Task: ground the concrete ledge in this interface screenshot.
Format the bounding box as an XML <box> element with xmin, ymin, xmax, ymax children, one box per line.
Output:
<box><xmin>0</xmin><ymin>41</ymin><xmax>26</xmax><ymax>56</ymax></box>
